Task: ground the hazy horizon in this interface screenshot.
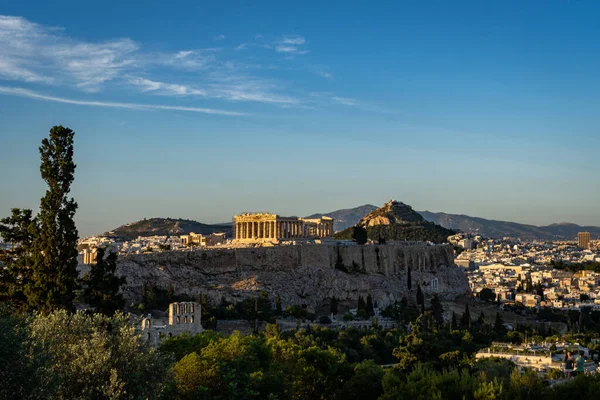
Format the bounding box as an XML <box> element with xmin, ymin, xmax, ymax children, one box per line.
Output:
<box><xmin>2</xmin><ymin>1</ymin><xmax>599</xmax><ymax>237</ymax></box>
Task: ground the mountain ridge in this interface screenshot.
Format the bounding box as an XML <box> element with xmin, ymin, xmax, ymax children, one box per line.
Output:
<box><xmin>417</xmin><ymin>211</ymin><xmax>600</xmax><ymax>240</ymax></box>
<box><xmin>99</xmin><ymin>206</ymin><xmax>599</xmax><ymax>241</ymax></box>
<box><xmin>105</xmin><ymin>217</ymin><xmax>232</xmax><ymax>241</ymax></box>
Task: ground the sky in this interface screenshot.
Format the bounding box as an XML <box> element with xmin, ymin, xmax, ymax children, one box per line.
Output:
<box><xmin>0</xmin><ymin>0</ymin><xmax>599</xmax><ymax>237</ymax></box>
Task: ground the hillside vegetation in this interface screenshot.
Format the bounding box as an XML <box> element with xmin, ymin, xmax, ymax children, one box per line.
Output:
<box><xmin>335</xmin><ymin>200</ymin><xmax>455</xmax><ymax>243</ymax></box>
<box><xmin>107</xmin><ymin>218</ymin><xmax>232</xmax><ymax>240</ymax></box>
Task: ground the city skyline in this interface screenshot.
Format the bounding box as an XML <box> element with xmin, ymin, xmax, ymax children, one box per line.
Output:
<box><xmin>1</xmin><ymin>1</ymin><xmax>599</xmax><ymax>236</ymax></box>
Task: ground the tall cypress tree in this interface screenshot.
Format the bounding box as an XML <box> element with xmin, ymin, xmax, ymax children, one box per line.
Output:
<box><xmin>460</xmin><ymin>304</ymin><xmax>471</xmax><ymax>330</ymax></box>
<box><xmin>82</xmin><ymin>247</ymin><xmax>126</xmax><ymax>315</ymax></box>
<box><xmin>450</xmin><ymin>311</ymin><xmax>457</xmax><ymax>331</ymax></box>
<box><xmin>275</xmin><ymin>293</ymin><xmax>283</xmax><ymax>316</ymax></box>
<box><xmin>366</xmin><ymin>293</ymin><xmax>374</xmax><ymax>315</ymax></box>
<box><xmin>407</xmin><ymin>266</ymin><xmax>412</xmax><ymax>290</ymax></box>
<box><xmin>330</xmin><ymin>296</ymin><xmax>338</xmax><ymax>315</ymax></box>
<box><xmin>358</xmin><ymin>296</ymin><xmax>366</xmax><ymax>311</ymax></box>
<box><xmin>26</xmin><ymin>126</ymin><xmax>79</xmax><ymax>313</ymax></box>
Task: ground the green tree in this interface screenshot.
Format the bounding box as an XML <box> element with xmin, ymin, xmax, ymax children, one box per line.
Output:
<box><xmin>27</xmin><ymin>126</ymin><xmax>79</xmax><ymax>313</ymax></box>
<box><xmin>494</xmin><ymin>312</ymin><xmax>506</xmax><ymax>337</ymax></box>
<box><xmin>358</xmin><ymin>296</ymin><xmax>366</xmax><ymax>312</ymax></box>
<box><xmin>82</xmin><ymin>247</ymin><xmax>126</xmax><ymax>316</ymax></box>
<box><xmin>330</xmin><ymin>296</ymin><xmax>338</xmax><ymax>315</ymax></box>
<box><xmin>0</xmin><ymin>208</ymin><xmax>39</xmax><ymax>311</ymax></box>
<box><xmin>172</xmin><ymin>352</ymin><xmax>210</xmax><ymax>399</ymax></box>
<box><xmin>525</xmin><ymin>277</ymin><xmax>533</xmax><ymax>293</ymax></box>
<box><xmin>460</xmin><ymin>304</ymin><xmax>471</xmax><ymax>330</ymax></box>
<box><xmin>0</xmin><ymin>305</ymin><xmax>46</xmax><ymax>399</ymax></box>
<box><xmin>479</xmin><ymin>287</ymin><xmax>496</xmax><ymax>302</ymax></box>
<box><xmin>336</xmin><ymin>360</ymin><xmax>384</xmax><ymax>400</ymax></box>
<box><xmin>167</xmin><ymin>283</ymin><xmax>174</xmax><ymax>302</ymax></box>
<box><xmin>366</xmin><ymin>293</ymin><xmax>374</xmax><ymax>316</ymax></box>
<box><xmin>275</xmin><ymin>293</ymin><xmax>282</xmax><ymax>316</ymax></box>
<box><xmin>429</xmin><ymin>294</ymin><xmax>443</xmax><ymax>325</ymax></box>
<box><xmin>450</xmin><ymin>311</ymin><xmax>458</xmax><ymax>331</ymax></box>
<box><xmin>30</xmin><ymin>310</ymin><xmax>170</xmax><ymax>399</ymax></box>
<box><xmin>416</xmin><ymin>285</ymin><xmax>424</xmax><ymax>310</ymax></box>
<box><xmin>407</xmin><ymin>266</ymin><xmax>412</xmax><ymax>290</ymax></box>
<box><xmin>352</xmin><ymin>226</ymin><xmax>368</xmax><ymax>245</ymax></box>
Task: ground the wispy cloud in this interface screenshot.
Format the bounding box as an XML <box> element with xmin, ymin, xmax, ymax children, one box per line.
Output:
<box><xmin>157</xmin><ymin>49</ymin><xmax>218</xmax><ymax>70</ymax></box>
<box><xmin>0</xmin><ymin>86</ymin><xmax>247</xmax><ymax>116</ymax></box>
<box><xmin>0</xmin><ymin>15</ymin><xmax>367</xmax><ymax>114</ymax></box>
<box><xmin>0</xmin><ymin>15</ymin><xmax>138</xmax><ymax>92</ymax></box>
<box><xmin>128</xmin><ymin>77</ymin><xmax>206</xmax><ymax>96</ymax></box>
<box><xmin>273</xmin><ymin>36</ymin><xmax>308</xmax><ymax>55</ymax></box>
<box><xmin>310</xmin><ymin>92</ymin><xmax>360</xmax><ymax>107</ymax></box>
<box><xmin>330</xmin><ymin>96</ymin><xmax>359</xmax><ymax>106</ymax></box>
<box><xmin>281</xmin><ymin>37</ymin><xmax>306</xmax><ymax>45</ymax></box>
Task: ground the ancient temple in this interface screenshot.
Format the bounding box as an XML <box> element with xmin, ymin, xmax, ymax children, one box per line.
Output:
<box><xmin>233</xmin><ymin>213</ymin><xmax>334</xmax><ymax>244</ymax></box>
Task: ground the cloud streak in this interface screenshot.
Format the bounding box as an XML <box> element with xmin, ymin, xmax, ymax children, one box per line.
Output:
<box><xmin>0</xmin><ymin>15</ymin><xmax>138</xmax><ymax>92</ymax></box>
<box><xmin>0</xmin><ymin>15</ymin><xmax>367</xmax><ymax>114</ymax></box>
<box><xmin>0</xmin><ymin>86</ymin><xmax>247</xmax><ymax>116</ymax></box>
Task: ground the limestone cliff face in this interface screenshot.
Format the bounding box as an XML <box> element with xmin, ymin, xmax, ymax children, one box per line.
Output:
<box><xmin>116</xmin><ymin>244</ymin><xmax>468</xmax><ymax>313</ymax></box>
<box><xmin>357</xmin><ymin>200</ymin><xmax>424</xmax><ymax>227</ymax></box>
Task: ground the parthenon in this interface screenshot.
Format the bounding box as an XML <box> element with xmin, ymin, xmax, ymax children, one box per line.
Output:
<box><xmin>233</xmin><ymin>213</ymin><xmax>334</xmax><ymax>243</ymax></box>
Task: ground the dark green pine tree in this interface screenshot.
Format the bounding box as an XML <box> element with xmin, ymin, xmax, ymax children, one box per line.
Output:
<box><xmin>330</xmin><ymin>296</ymin><xmax>338</xmax><ymax>315</ymax></box>
<box><xmin>450</xmin><ymin>311</ymin><xmax>458</xmax><ymax>331</ymax></box>
<box><xmin>167</xmin><ymin>283</ymin><xmax>174</xmax><ymax>302</ymax></box>
<box><xmin>366</xmin><ymin>293</ymin><xmax>374</xmax><ymax>316</ymax></box>
<box><xmin>26</xmin><ymin>126</ymin><xmax>79</xmax><ymax>313</ymax></box>
<box><xmin>407</xmin><ymin>266</ymin><xmax>412</xmax><ymax>290</ymax></box>
<box><xmin>430</xmin><ymin>294</ymin><xmax>443</xmax><ymax>325</ymax></box>
<box><xmin>494</xmin><ymin>312</ymin><xmax>505</xmax><ymax>334</ymax></box>
<box><xmin>416</xmin><ymin>285</ymin><xmax>424</xmax><ymax>306</ymax></box>
<box><xmin>352</xmin><ymin>226</ymin><xmax>368</xmax><ymax>245</ymax></box>
<box><xmin>358</xmin><ymin>296</ymin><xmax>366</xmax><ymax>311</ymax></box>
<box><xmin>0</xmin><ymin>208</ymin><xmax>39</xmax><ymax>311</ymax></box>
<box><xmin>460</xmin><ymin>304</ymin><xmax>471</xmax><ymax>330</ymax></box>
<box><xmin>477</xmin><ymin>311</ymin><xmax>486</xmax><ymax>331</ymax></box>
<box><xmin>275</xmin><ymin>293</ymin><xmax>283</xmax><ymax>316</ymax></box>
<box><xmin>83</xmin><ymin>248</ymin><xmax>126</xmax><ymax>315</ymax></box>
<box><xmin>526</xmin><ymin>277</ymin><xmax>533</xmax><ymax>293</ymax></box>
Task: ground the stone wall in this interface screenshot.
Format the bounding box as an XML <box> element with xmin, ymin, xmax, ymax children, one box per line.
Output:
<box><xmin>117</xmin><ymin>243</ymin><xmax>468</xmax><ymax>313</ymax></box>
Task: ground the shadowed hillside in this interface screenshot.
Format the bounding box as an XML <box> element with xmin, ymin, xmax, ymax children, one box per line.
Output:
<box><xmin>106</xmin><ymin>218</ymin><xmax>232</xmax><ymax>240</ymax></box>
<box><xmin>418</xmin><ymin>211</ymin><xmax>600</xmax><ymax>240</ymax></box>
<box><xmin>306</xmin><ymin>204</ymin><xmax>377</xmax><ymax>232</ymax></box>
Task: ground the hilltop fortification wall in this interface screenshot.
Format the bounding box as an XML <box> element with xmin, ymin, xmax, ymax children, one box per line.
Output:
<box><xmin>117</xmin><ymin>243</ymin><xmax>468</xmax><ymax>312</ymax></box>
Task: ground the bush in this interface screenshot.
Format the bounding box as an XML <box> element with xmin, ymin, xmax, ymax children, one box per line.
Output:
<box><xmin>319</xmin><ymin>316</ymin><xmax>332</xmax><ymax>324</ymax></box>
<box><xmin>30</xmin><ymin>310</ymin><xmax>171</xmax><ymax>399</ymax></box>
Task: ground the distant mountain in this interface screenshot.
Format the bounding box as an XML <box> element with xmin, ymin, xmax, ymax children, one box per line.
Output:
<box><xmin>418</xmin><ymin>211</ymin><xmax>600</xmax><ymax>240</ymax></box>
<box><xmin>335</xmin><ymin>200</ymin><xmax>456</xmax><ymax>243</ymax></box>
<box><xmin>106</xmin><ymin>218</ymin><xmax>232</xmax><ymax>241</ymax></box>
<box><xmin>306</xmin><ymin>204</ymin><xmax>378</xmax><ymax>232</ymax></box>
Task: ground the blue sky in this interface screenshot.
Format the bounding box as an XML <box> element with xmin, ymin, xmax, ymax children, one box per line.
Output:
<box><xmin>1</xmin><ymin>1</ymin><xmax>599</xmax><ymax>237</ymax></box>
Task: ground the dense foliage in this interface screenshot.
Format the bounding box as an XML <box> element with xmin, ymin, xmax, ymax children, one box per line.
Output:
<box><xmin>335</xmin><ymin>221</ymin><xmax>455</xmax><ymax>244</ymax></box>
<box><xmin>82</xmin><ymin>247</ymin><xmax>127</xmax><ymax>315</ymax></box>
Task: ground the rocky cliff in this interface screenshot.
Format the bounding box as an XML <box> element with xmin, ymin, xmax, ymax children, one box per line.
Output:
<box><xmin>117</xmin><ymin>243</ymin><xmax>468</xmax><ymax>313</ymax></box>
<box><xmin>357</xmin><ymin>200</ymin><xmax>424</xmax><ymax>227</ymax></box>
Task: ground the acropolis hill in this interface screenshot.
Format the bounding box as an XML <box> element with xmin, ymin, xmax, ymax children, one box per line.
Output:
<box><xmin>116</xmin><ymin>242</ymin><xmax>469</xmax><ymax>313</ymax></box>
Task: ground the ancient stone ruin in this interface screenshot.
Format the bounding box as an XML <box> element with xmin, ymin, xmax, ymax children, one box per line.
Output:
<box><xmin>141</xmin><ymin>301</ymin><xmax>203</xmax><ymax>346</ymax></box>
